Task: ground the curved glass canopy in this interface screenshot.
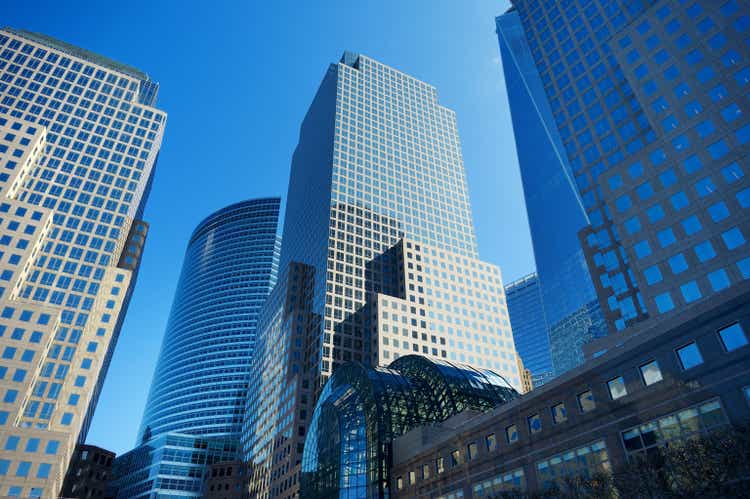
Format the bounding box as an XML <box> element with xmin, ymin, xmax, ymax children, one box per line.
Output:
<box><xmin>300</xmin><ymin>355</ymin><xmax>518</xmax><ymax>499</ymax></box>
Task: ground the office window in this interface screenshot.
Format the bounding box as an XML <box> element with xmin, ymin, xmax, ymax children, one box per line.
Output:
<box><xmin>639</xmin><ymin>360</ymin><xmax>663</xmax><ymax>386</ymax></box>
<box><xmin>607</xmin><ymin>377</ymin><xmax>627</xmax><ymax>400</ymax></box>
<box><xmin>708</xmin><ymin>268</ymin><xmax>730</xmax><ymax>291</ymax></box>
<box><xmin>718</xmin><ymin>323</ymin><xmax>748</xmax><ymax>352</ymax></box>
<box><xmin>408</xmin><ymin>470</ymin><xmax>415</xmax><ymax>485</ymax></box>
<box><xmin>676</xmin><ymin>342</ymin><xmax>704</xmax><ymax>370</ymax></box>
<box><xmin>467</xmin><ymin>442</ymin><xmax>478</xmax><ymax>461</ymax></box>
<box><xmin>722</xmin><ymin>227</ymin><xmax>746</xmax><ymax>250</ymax></box>
<box><xmin>485</xmin><ymin>433</ymin><xmax>497</xmax><ymax>452</ymax></box>
<box><xmin>422</xmin><ymin>463</ymin><xmax>430</xmax><ymax>479</ymax></box>
<box><xmin>578</xmin><ymin>390</ymin><xmax>596</xmax><ymax>412</ymax></box>
<box><xmin>528</xmin><ymin>413</ymin><xmax>542</xmax><ymax>434</ymax></box>
<box><xmin>436</xmin><ymin>457</ymin><xmax>445</xmax><ymax>474</ymax></box>
<box><xmin>680</xmin><ymin>280</ymin><xmax>702</xmax><ymax>303</ymax></box>
<box><xmin>655</xmin><ymin>292</ymin><xmax>675</xmax><ymax>313</ymax></box>
<box><xmin>551</xmin><ymin>402</ymin><xmax>567</xmax><ymax>424</ymax></box>
<box><xmin>505</xmin><ymin>424</ymin><xmax>518</xmax><ymax>444</ymax></box>
<box><xmin>644</xmin><ymin>265</ymin><xmax>663</xmax><ymax>285</ymax></box>
<box><xmin>396</xmin><ymin>476</ymin><xmax>403</xmax><ymax>490</ymax></box>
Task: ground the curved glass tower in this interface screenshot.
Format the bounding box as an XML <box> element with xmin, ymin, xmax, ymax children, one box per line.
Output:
<box><xmin>139</xmin><ymin>198</ymin><xmax>281</xmax><ymax>440</ymax></box>
<box><xmin>111</xmin><ymin>199</ymin><xmax>280</xmax><ymax>498</ymax></box>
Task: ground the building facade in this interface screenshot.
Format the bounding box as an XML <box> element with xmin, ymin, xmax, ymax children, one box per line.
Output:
<box><xmin>300</xmin><ymin>355</ymin><xmax>518</xmax><ymax>499</ymax></box>
<box><xmin>391</xmin><ymin>288</ymin><xmax>750</xmax><ymax>497</ymax></box>
<box><xmin>497</xmin><ymin>10</ymin><xmax>606</xmax><ymax>377</ymax></box>
<box><xmin>0</xmin><ymin>28</ymin><xmax>165</xmax><ymax>498</ymax></box>
<box><xmin>112</xmin><ymin>199</ymin><xmax>281</xmax><ymax>498</ymax></box>
<box><xmin>59</xmin><ymin>444</ymin><xmax>114</xmax><ymax>499</ymax></box>
<box><xmin>503</xmin><ymin>273</ymin><xmax>554</xmax><ymax>386</ymax></box>
<box><xmin>243</xmin><ymin>53</ymin><xmax>522</xmax><ymax>498</ymax></box>
<box><xmin>203</xmin><ymin>460</ymin><xmax>249</xmax><ymax>499</ymax></box>
<box><xmin>501</xmin><ymin>0</ymin><xmax>750</xmax><ymax>340</ymax></box>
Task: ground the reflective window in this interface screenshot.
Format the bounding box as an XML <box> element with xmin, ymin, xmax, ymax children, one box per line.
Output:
<box><xmin>551</xmin><ymin>402</ymin><xmax>567</xmax><ymax>424</ymax></box>
<box><xmin>607</xmin><ymin>377</ymin><xmax>627</xmax><ymax>400</ymax></box>
<box><xmin>528</xmin><ymin>413</ymin><xmax>542</xmax><ymax>434</ymax></box>
<box><xmin>639</xmin><ymin>360</ymin><xmax>663</xmax><ymax>386</ymax></box>
<box><xmin>718</xmin><ymin>323</ymin><xmax>748</xmax><ymax>352</ymax></box>
<box><xmin>485</xmin><ymin>433</ymin><xmax>497</xmax><ymax>452</ymax></box>
<box><xmin>676</xmin><ymin>342</ymin><xmax>703</xmax><ymax>370</ymax></box>
<box><xmin>505</xmin><ymin>424</ymin><xmax>518</xmax><ymax>444</ymax></box>
<box><xmin>577</xmin><ymin>390</ymin><xmax>596</xmax><ymax>413</ymax></box>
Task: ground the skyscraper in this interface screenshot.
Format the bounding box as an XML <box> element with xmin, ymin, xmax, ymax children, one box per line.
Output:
<box><xmin>243</xmin><ymin>52</ymin><xmax>520</xmax><ymax>498</ymax></box>
<box><xmin>503</xmin><ymin>273</ymin><xmax>554</xmax><ymax>386</ymax></box>
<box><xmin>0</xmin><ymin>28</ymin><xmax>165</xmax><ymax>498</ymax></box>
<box><xmin>111</xmin><ymin>198</ymin><xmax>281</xmax><ymax>498</ymax></box>
<box><xmin>496</xmin><ymin>10</ymin><xmax>606</xmax><ymax>375</ymax></box>
<box><xmin>500</xmin><ymin>1</ymin><xmax>750</xmax><ymax>347</ymax></box>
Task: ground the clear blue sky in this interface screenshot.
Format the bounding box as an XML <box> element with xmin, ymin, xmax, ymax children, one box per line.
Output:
<box><xmin>4</xmin><ymin>0</ymin><xmax>534</xmax><ymax>454</ymax></box>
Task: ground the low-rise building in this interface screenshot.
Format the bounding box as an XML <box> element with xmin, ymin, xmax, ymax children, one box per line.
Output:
<box><xmin>203</xmin><ymin>461</ymin><xmax>249</xmax><ymax>499</ymax></box>
<box><xmin>60</xmin><ymin>444</ymin><xmax>115</xmax><ymax>499</ymax></box>
<box><xmin>391</xmin><ymin>289</ymin><xmax>750</xmax><ymax>497</ymax></box>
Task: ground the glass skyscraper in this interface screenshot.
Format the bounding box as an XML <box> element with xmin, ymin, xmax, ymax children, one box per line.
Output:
<box><xmin>111</xmin><ymin>198</ymin><xmax>280</xmax><ymax>498</ymax></box>
<box><xmin>244</xmin><ymin>52</ymin><xmax>521</xmax><ymax>499</ymax></box>
<box><xmin>0</xmin><ymin>28</ymin><xmax>165</xmax><ymax>498</ymax></box>
<box><xmin>500</xmin><ymin>1</ymin><xmax>750</xmax><ymax>348</ymax></box>
<box><xmin>497</xmin><ymin>10</ymin><xmax>606</xmax><ymax>375</ymax></box>
<box><xmin>503</xmin><ymin>273</ymin><xmax>554</xmax><ymax>386</ymax></box>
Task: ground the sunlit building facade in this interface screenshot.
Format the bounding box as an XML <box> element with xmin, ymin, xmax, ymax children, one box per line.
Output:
<box><xmin>244</xmin><ymin>53</ymin><xmax>521</xmax><ymax>499</ymax></box>
<box><xmin>112</xmin><ymin>199</ymin><xmax>281</xmax><ymax>498</ymax></box>
<box><xmin>0</xmin><ymin>28</ymin><xmax>165</xmax><ymax>498</ymax></box>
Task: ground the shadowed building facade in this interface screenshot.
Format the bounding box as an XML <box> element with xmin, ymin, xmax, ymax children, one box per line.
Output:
<box><xmin>499</xmin><ymin>0</ymin><xmax>750</xmax><ymax>351</ymax></box>
<box><xmin>497</xmin><ymin>10</ymin><xmax>606</xmax><ymax>376</ymax></box>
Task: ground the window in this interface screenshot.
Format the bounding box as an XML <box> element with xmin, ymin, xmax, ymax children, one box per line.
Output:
<box><xmin>655</xmin><ymin>292</ymin><xmax>675</xmax><ymax>313</ymax></box>
<box><xmin>505</xmin><ymin>424</ymin><xmax>518</xmax><ymax>444</ymax></box>
<box><xmin>408</xmin><ymin>470</ymin><xmax>416</xmax><ymax>485</ymax></box>
<box><xmin>15</xmin><ymin>461</ymin><xmax>31</xmax><ymax>477</ymax></box>
<box><xmin>639</xmin><ymin>360</ymin><xmax>663</xmax><ymax>386</ymax></box>
<box><xmin>551</xmin><ymin>402</ymin><xmax>567</xmax><ymax>424</ymax></box>
<box><xmin>676</xmin><ymin>342</ymin><xmax>704</xmax><ymax>370</ymax></box>
<box><xmin>467</xmin><ymin>442</ymin><xmax>478</xmax><ymax>461</ymax></box>
<box><xmin>422</xmin><ymin>463</ymin><xmax>430</xmax><ymax>479</ymax></box>
<box><xmin>485</xmin><ymin>433</ymin><xmax>497</xmax><ymax>452</ymax></box>
<box><xmin>607</xmin><ymin>377</ymin><xmax>628</xmax><ymax>400</ymax></box>
<box><xmin>681</xmin><ymin>280</ymin><xmax>702</xmax><ymax>303</ymax></box>
<box><xmin>718</xmin><ymin>323</ymin><xmax>748</xmax><ymax>352</ymax></box>
<box><xmin>528</xmin><ymin>413</ymin><xmax>542</xmax><ymax>434</ymax></box>
<box><xmin>436</xmin><ymin>457</ymin><xmax>445</xmax><ymax>474</ymax></box>
<box><xmin>396</xmin><ymin>476</ymin><xmax>403</xmax><ymax>490</ymax></box>
<box><xmin>576</xmin><ymin>391</ymin><xmax>595</xmax><ymax>413</ymax></box>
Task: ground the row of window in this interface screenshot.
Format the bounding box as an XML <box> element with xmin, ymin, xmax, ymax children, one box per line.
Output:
<box><xmin>396</xmin><ymin>321</ymin><xmax>748</xmax><ymax>490</ymax></box>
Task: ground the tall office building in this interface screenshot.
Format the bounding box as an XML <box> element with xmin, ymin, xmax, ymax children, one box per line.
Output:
<box><xmin>500</xmin><ymin>1</ymin><xmax>750</xmax><ymax>347</ymax></box>
<box><xmin>0</xmin><ymin>28</ymin><xmax>165</xmax><ymax>498</ymax></box>
<box><xmin>243</xmin><ymin>52</ymin><xmax>521</xmax><ymax>499</ymax></box>
<box><xmin>503</xmin><ymin>273</ymin><xmax>554</xmax><ymax>386</ymax></box>
<box><xmin>497</xmin><ymin>11</ymin><xmax>606</xmax><ymax>375</ymax></box>
<box><xmin>111</xmin><ymin>198</ymin><xmax>281</xmax><ymax>498</ymax></box>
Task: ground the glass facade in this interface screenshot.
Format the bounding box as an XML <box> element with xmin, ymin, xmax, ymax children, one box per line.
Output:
<box><xmin>109</xmin><ymin>433</ymin><xmax>240</xmax><ymax>499</ymax></box>
<box><xmin>0</xmin><ymin>28</ymin><xmax>165</xmax><ymax>498</ymax></box>
<box><xmin>503</xmin><ymin>0</ymin><xmax>750</xmax><ymax>336</ymax></box>
<box><xmin>497</xmin><ymin>10</ymin><xmax>607</xmax><ymax>376</ymax></box>
<box><xmin>245</xmin><ymin>53</ymin><xmax>521</xmax><ymax>498</ymax></box>
<box><xmin>299</xmin><ymin>355</ymin><xmax>518</xmax><ymax>499</ymax></box>
<box><xmin>503</xmin><ymin>273</ymin><xmax>554</xmax><ymax>386</ymax></box>
<box><xmin>115</xmin><ymin>199</ymin><xmax>280</xmax><ymax>498</ymax></box>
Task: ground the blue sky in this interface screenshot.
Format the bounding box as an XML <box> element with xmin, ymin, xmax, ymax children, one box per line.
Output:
<box><xmin>3</xmin><ymin>0</ymin><xmax>534</xmax><ymax>454</ymax></box>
